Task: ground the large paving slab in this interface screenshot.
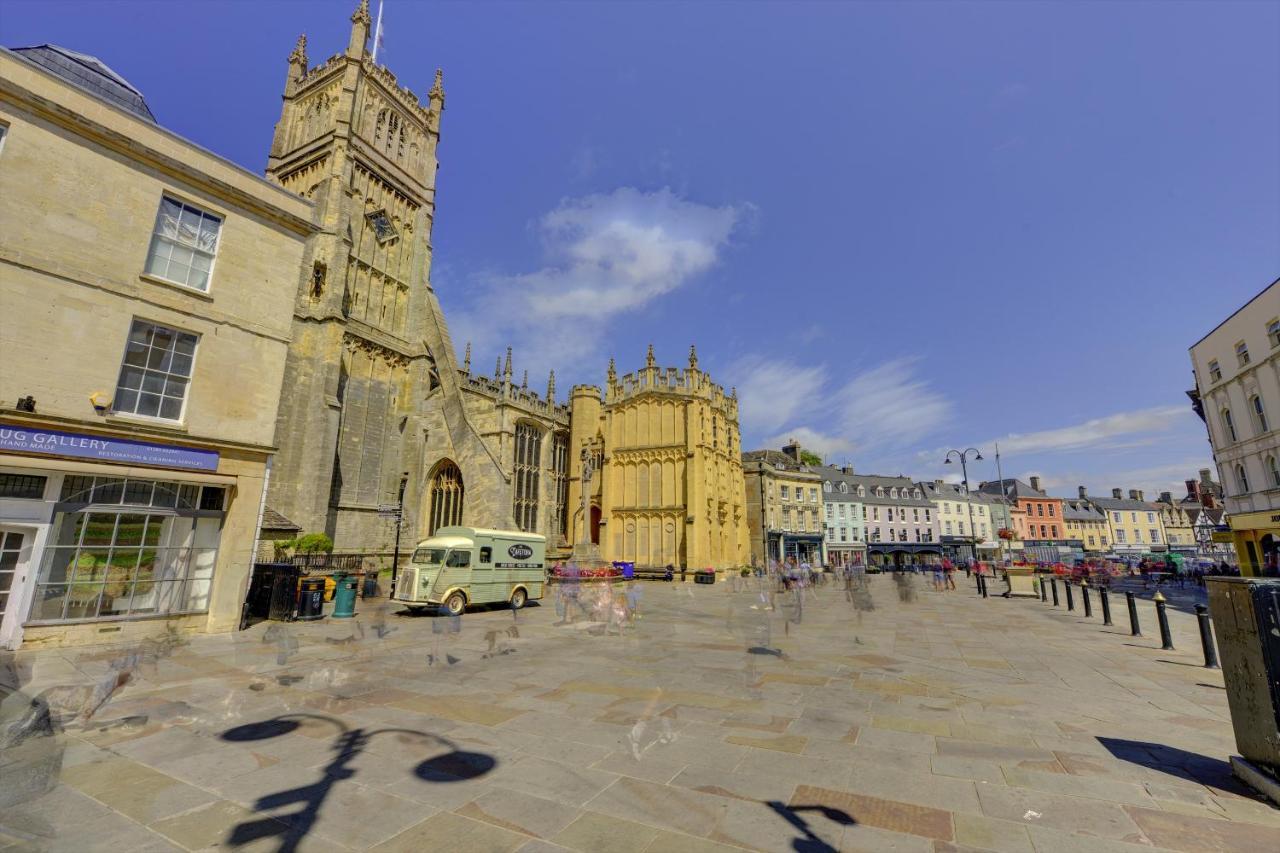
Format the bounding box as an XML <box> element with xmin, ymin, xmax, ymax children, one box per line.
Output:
<box><xmin>2</xmin><ymin>573</ymin><xmax>1276</xmax><ymax>852</ymax></box>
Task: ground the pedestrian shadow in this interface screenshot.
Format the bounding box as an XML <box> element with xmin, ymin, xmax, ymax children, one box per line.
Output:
<box><xmin>220</xmin><ymin>713</ymin><xmax>497</xmax><ymax>852</ymax></box>
<box><xmin>765</xmin><ymin>800</ymin><xmax>855</xmax><ymax>852</ymax></box>
<box><xmin>1096</xmin><ymin>737</ymin><xmax>1252</xmax><ymax>796</ymax></box>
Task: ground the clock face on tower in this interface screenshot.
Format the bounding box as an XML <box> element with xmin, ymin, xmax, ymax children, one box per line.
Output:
<box><xmin>367</xmin><ymin>209</ymin><xmax>397</xmax><ymax>244</ymax></box>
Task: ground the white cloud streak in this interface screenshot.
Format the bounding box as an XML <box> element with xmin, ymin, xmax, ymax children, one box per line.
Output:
<box><xmin>983</xmin><ymin>406</ymin><xmax>1192</xmax><ymax>455</ymax></box>
<box><xmin>733</xmin><ymin>357</ymin><xmax>954</xmax><ymax>461</ymax></box>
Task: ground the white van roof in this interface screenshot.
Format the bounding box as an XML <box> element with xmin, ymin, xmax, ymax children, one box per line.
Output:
<box><xmin>435</xmin><ymin>527</ymin><xmax>545</xmax><ymax>542</ymax></box>
<box><xmin>415</xmin><ymin>527</ymin><xmax>546</xmax><ymax>548</ymax></box>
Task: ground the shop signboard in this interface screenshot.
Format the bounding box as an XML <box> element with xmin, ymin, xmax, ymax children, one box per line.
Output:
<box><xmin>0</xmin><ymin>423</ymin><xmax>218</xmax><ymax>472</ymax></box>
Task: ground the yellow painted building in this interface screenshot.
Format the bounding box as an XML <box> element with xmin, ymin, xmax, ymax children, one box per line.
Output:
<box><xmin>1087</xmin><ymin>489</ymin><xmax>1168</xmax><ymax>555</ymax></box>
<box><xmin>564</xmin><ymin>347</ymin><xmax>748</xmax><ymax>570</ymax></box>
<box><xmin>1063</xmin><ymin>496</ymin><xmax>1110</xmax><ymax>552</ymax></box>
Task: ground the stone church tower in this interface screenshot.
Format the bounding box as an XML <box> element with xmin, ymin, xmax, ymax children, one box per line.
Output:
<box><xmin>264</xmin><ymin>1</ymin><xmax>518</xmax><ymax>549</ymax></box>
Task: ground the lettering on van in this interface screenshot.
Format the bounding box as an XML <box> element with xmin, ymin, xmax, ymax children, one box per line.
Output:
<box><xmin>495</xmin><ymin>562</ymin><xmax>542</xmax><ymax>569</ymax></box>
<box><xmin>508</xmin><ymin>544</ymin><xmax>534</xmax><ymax>560</ymax></box>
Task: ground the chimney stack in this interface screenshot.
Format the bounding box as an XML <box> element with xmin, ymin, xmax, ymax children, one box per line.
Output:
<box><xmin>1078</xmin><ymin>486</ymin><xmax>1088</xmax><ymax>499</ymax></box>
<box><xmin>1159</xmin><ymin>491</ymin><xmax>1172</xmax><ymax>504</ymax></box>
<box><xmin>781</xmin><ymin>440</ymin><xmax>801</xmax><ymax>462</ymax></box>
<box><xmin>1186</xmin><ymin>479</ymin><xmax>1201</xmax><ymax>501</ymax></box>
<box><xmin>841</xmin><ymin>465</ymin><xmax>854</xmax><ymax>475</ymax></box>
<box><xmin>1128</xmin><ymin>489</ymin><xmax>1140</xmax><ymax>501</ymax></box>
<box><xmin>1199</xmin><ymin>468</ymin><xmax>1213</xmax><ymax>485</ymax></box>
<box><xmin>1112</xmin><ymin>488</ymin><xmax>1123</xmax><ymax>499</ymax></box>
<box><xmin>1029</xmin><ymin>476</ymin><xmax>1042</xmax><ymax>492</ymax></box>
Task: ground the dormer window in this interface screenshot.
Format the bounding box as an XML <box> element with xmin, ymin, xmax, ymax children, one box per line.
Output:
<box><xmin>839</xmin><ymin>482</ymin><xmax>848</xmax><ymax>494</ymax></box>
<box><xmin>824</xmin><ymin>481</ymin><xmax>832</xmax><ymax>493</ymax></box>
<box><xmin>367</xmin><ymin>209</ymin><xmax>397</xmax><ymax>244</ymax></box>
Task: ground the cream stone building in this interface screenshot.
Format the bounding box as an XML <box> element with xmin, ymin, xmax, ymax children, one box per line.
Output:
<box><xmin>264</xmin><ymin>2</ymin><xmax>570</xmax><ymax>554</ymax></box>
<box><xmin>1189</xmin><ymin>279</ymin><xmax>1280</xmax><ymax>576</ymax></box>
<box><xmin>564</xmin><ymin>347</ymin><xmax>748</xmax><ymax>571</ymax></box>
<box><xmin>744</xmin><ymin>444</ymin><xmax>826</xmax><ymax>566</ymax></box>
<box><xmin>0</xmin><ymin>46</ymin><xmax>314</xmax><ymax>648</ymax></box>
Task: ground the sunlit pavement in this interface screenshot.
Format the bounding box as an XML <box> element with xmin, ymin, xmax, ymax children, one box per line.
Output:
<box><xmin>2</xmin><ymin>574</ymin><xmax>1278</xmax><ymax>853</ymax></box>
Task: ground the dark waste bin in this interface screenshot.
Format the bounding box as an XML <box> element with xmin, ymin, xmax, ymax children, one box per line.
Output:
<box><xmin>361</xmin><ymin>572</ymin><xmax>380</xmax><ymax>599</ymax></box>
<box><xmin>332</xmin><ymin>574</ymin><xmax>358</xmax><ymax>618</ymax></box>
<box><xmin>695</xmin><ymin>570</ymin><xmax>716</xmax><ymax>585</ymax></box>
<box><xmin>297</xmin><ymin>576</ymin><xmax>326</xmax><ymax>621</ymax></box>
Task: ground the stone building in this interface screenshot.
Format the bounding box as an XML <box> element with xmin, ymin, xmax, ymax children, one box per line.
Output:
<box><xmin>920</xmin><ymin>480</ymin><xmax>994</xmax><ymax>563</ymax></box>
<box><xmin>0</xmin><ymin>45</ymin><xmax>314</xmax><ymax>648</ymax></box>
<box><xmin>566</xmin><ymin>347</ymin><xmax>748</xmax><ymax>570</ymax></box>
<box><xmin>1153</xmin><ymin>492</ymin><xmax>1196</xmax><ymax>555</ymax></box>
<box><xmin>743</xmin><ymin>444</ymin><xmax>825</xmax><ymax>566</ymax></box>
<box><xmin>1188</xmin><ymin>278</ymin><xmax>1280</xmax><ymax>576</ymax></box>
<box><xmin>264</xmin><ymin>2</ymin><xmax>569</xmax><ymax>553</ymax></box>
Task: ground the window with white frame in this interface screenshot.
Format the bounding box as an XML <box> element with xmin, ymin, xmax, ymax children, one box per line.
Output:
<box><xmin>1236</xmin><ymin>341</ymin><xmax>1250</xmax><ymax>367</ymax></box>
<box><xmin>114</xmin><ymin>320</ymin><xmax>198</xmax><ymax>420</ymax></box>
<box><xmin>1269</xmin><ymin>318</ymin><xmax>1280</xmax><ymax>349</ymax></box>
<box><xmin>1208</xmin><ymin>360</ymin><xmax>1222</xmax><ymax>383</ymax></box>
<box><xmin>1268</xmin><ymin>455</ymin><xmax>1280</xmax><ymax>488</ymax></box>
<box><xmin>1251</xmin><ymin>395</ymin><xmax>1269</xmax><ymax>435</ymax></box>
<box><xmin>1236</xmin><ymin>464</ymin><xmax>1250</xmax><ymax>494</ymax></box>
<box><xmin>145</xmin><ymin>197</ymin><xmax>223</xmax><ymax>292</ymax></box>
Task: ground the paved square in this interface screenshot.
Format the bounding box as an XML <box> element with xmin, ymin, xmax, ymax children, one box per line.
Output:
<box><xmin>2</xmin><ymin>574</ymin><xmax>1278</xmax><ymax>852</ymax></box>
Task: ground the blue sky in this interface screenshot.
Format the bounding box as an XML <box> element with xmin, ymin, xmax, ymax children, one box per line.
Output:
<box><xmin>4</xmin><ymin>0</ymin><xmax>1277</xmax><ymax>498</ymax></box>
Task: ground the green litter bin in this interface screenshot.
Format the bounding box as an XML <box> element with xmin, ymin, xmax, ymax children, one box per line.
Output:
<box><xmin>332</xmin><ymin>573</ymin><xmax>358</xmax><ymax>619</ymax></box>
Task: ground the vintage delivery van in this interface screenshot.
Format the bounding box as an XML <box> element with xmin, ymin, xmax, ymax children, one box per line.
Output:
<box><xmin>393</xmin><ymin>527</ymin><xmax>545</xmax><ymax>615</ymax></box>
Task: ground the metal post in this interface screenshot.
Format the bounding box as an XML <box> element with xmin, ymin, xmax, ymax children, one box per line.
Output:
<box><xmin>1040</xmin><ymin>577</ymin><xmax>1047</xmax><ymax>602</ymax></box>
<box><xmin>1125</xmin><ymin>591</ymin><xmax>1142</xmax><ymax>636</ymax></box>
<box><xmin>1081</xmin><ymin>581</ymin><xmax>1092</xmax><ymax>618</ymax></box>
<box><xmin>389</xmin><ymin>473</ymin><xmax>407</xmax><ymax>597</ymax></box>
<box><xmin>1051</xmin><ymin>577</ymin><xmax>1059</xmax><ymax>606</ymax></box>
<box><xmin>1065</xmin><ymin>580</ymin><xmax>1075</xmax><ymax>611</ymax></box>
<box><xmin>1099</xmin><ymin>587</ymin><xmax>1113</xmax><ymax>625</ymax></box>
<box><xmin>980</xmin><ymin>574</ymin><xmax>988</xmax><ymax>598</ymax></box>
<box><xmin>1154</xmin><ymin>592</ymin><xmax>1174</xmax><ymax>650</ymax></box>
<box><xmin>1194</xmin><ymin>604</ymin><xmax>1220</xmax><ymax>669</ymax></box>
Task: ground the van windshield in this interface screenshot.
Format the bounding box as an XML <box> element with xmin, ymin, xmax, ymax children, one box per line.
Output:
<box><xmin>411</xmin><ymin>548</ymin><xmax>447</xmax><ymax>565</ymax></box>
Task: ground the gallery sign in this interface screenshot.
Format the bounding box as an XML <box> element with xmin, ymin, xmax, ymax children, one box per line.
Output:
<box><xmin>0</xmin><ymin>423</ymin><xmax>219</xmax><ymax>472</ymax></box>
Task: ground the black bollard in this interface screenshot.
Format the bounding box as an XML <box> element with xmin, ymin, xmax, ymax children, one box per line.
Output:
<box><xmin>1099</xmin><ymin>587</ymin><xmax>1113</xmax><ymax>626</ymax></box>
<box><xmin>980</xmin><ymin>575</ymin><xmax>989</xmax><ymax>598</ymax></box>
<box><xmin>1154</xmin><ymin>592</ymin><xmax>1174</xmax><ymax>650</ymax></box>
<box><xmin>1125</xmin><ymin>591</ymin><xmax>1142</xmax><ymax>637</ymax></box>
<box><xmin>1065</xmin><ymin>581</ymin><xmax>1075</xmax><ymax>612</ymax></box>
<box><xmin>1194</xmin><ymin>604</ymin><xmax>1220</xmax><ymax>669</ymax></box>
<box><xmin>1040</xmin><ymin>578</ymin><xmax>1048</xmax><ymax>603</ymax></box>
<box><xmin>1081</xmin><ymin>583</ymin><xmax>1092</xmax><ymax>618</ymax></box>
<box><xmin>1051</xmin><ymin>578</ymin><xmax>1059</xmax><ymax>606</ymax></box>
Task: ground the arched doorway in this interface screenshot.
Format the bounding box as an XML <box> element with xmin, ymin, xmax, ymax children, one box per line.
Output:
<box><xmin>427</xmin><ymin>461</ymin><xmax>464</xmax><ymax>535</ymax></box>
<box><xmin>589</xmin><ymin>506</ymin><xmax>601</xmax><ymax>545</ymax></box>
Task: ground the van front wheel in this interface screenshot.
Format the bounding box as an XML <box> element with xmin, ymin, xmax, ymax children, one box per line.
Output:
<box><xmin>509</xmin><ymin>588</ymin><xmax>527</xmax><ymax>610</ymax></box>
<box><xmin>443</xmin><ymin>591</ymin><xmax>466</xmax><ymax>617</ymax></box>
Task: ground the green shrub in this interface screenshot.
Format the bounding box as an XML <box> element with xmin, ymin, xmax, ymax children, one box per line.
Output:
<box><xmin>292</xmin><ymin>533</ymin><xmax>333</xmax><ymax>554</ymax></box>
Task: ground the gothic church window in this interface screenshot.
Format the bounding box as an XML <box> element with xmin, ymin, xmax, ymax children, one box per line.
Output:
<box><xmin>429</xmin><ymin>460</ymin><xmax>464</xmax><ymax>535</ymax></box>
<box><xmin>513</xmin><ymin>423</ymin><xmax>542</xmax><ymax>532</ymax></box>
<box><xmin>552</xmin><ymin>432</ymin><xmax>569</xmax><ymax>537</ymax></box>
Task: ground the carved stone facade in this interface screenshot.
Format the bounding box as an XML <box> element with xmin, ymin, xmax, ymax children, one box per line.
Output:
<box><xmin>564</xmin><ymin>347</ymin><xmax>749</xmax><ymax>570</ymax></box>
<box><xmin>265</xmin><ymin>2</ymin><xmax>553</xmax><ymax>551</ymax></box>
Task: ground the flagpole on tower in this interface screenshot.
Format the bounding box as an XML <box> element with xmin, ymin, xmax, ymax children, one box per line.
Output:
<box><xmin>372</xmin><ymin>0</ymin><xmax>385</xmax><ymax>62</ymax></box>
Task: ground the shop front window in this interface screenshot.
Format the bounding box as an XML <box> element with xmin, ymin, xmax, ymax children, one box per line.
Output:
<box><xmin>30</xmin><ymin>475</ymin><xmax>223</xmax><ymax>623</ymax></box>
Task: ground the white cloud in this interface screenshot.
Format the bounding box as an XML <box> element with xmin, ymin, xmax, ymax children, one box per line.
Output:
<box><xmin>727</xmin><ymin>357</ymin><xmax>827</xmax><ymax>436</ymax></box>
<box><xmin>735</xmin><ymin>357</ymin><xmax>953</xmax><ymax>459</ymax></box>
<box><xmin>450</xmin><ymin>187</ymin><xmax>742</xmax><ymax>380</ymax></box>
<box><xmin>983</xmin><ymin>406</ymin><xmax>1191</xmax><ymax>456</ymax></box>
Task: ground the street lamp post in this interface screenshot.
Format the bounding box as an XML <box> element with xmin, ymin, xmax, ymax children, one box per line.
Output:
<box><xmin>944</xmin><ymin>448</ymin><xmax>984</xmax><ymax>568</ymax></box>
